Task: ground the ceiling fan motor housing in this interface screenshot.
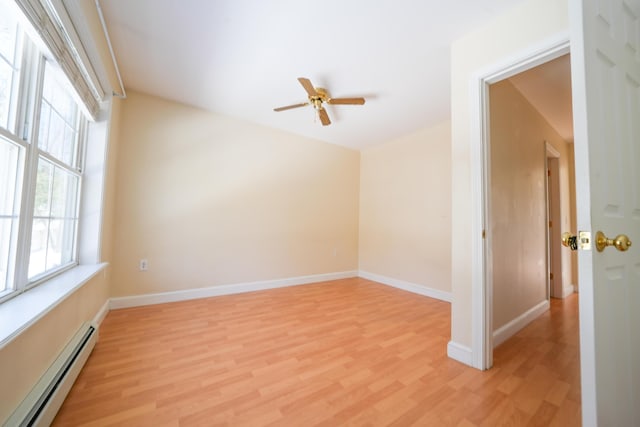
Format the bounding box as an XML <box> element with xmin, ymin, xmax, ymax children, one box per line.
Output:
<box><xmin>311</xmin><ymin>88</ymin><xmax>329</xmax><ymax>110</ymax></box>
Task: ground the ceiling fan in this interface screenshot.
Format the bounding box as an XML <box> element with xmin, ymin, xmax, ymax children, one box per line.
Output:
<box><xmin>273</xmin><ymin>77</ymin><xmax>365</xmax><ymax>126</ymax></box>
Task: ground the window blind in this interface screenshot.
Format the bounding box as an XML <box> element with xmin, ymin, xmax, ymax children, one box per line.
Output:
<box><xmin>12</xmin><ymin>0</ymin><xmax>104</xmax><ymax>119</ymax></box>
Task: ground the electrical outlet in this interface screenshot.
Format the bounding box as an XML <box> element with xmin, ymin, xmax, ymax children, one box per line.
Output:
<box><xmin>333</xmin><ymin>248</ymin><xmax>337</xmax><ymax>257</ymax></box>
<box><xmin>139</xmin><ymin>259</ymin><xmax>148</xmax><ymax>271</ymax></box>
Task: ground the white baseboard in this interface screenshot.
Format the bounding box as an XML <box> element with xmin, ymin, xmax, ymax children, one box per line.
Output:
<box><xmin>92</xmin><ymin>299</ymin><xmax>110</xmax><ymax>326</ymax></box>
<box><xmin>109</xmin><ymin>270</ymin><xmax>359</xmax><ymax>309</ymax></box>
<box><xmin>447</xmin><ymin>341</ymin><xmax>473</xmax><ymax>366</ymax></box>
<box><xmin>561</xmin><ymin>283</ymin><xmax>574</xmax><ymax>298</ymax></box>
<box><xmin>493</xmin><ymin>299</ymin><xmax>550</xmax><ymax>348</ymax></box>
<box><xmin>358</xmin><ymin>271</ymin><xmax>452</xmax><ymax>302</ymax></box>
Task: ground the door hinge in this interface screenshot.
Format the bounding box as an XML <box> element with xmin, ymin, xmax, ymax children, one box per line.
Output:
<box><xmin>549</xmin><ymin>220</ymin><xmax>552</xmax><ymax>228</ymax></box>
<box><xmin>550</xmin><ymin>272</ymin><xmax>554</xmax><ymax>280</ymax></box>
<box><xmin>482</xmin><ymin>229</ymin><xmax>486</xmax><ymax>239</ymax></box>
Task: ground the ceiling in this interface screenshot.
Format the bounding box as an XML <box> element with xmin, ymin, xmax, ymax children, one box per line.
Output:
<box><xmin>99</xmin><ymin>0</ymin><xmax>540</xmax><ymax>150</ymax></box>
<box><xmin>509</xmin><ymin>54</ymin><xmax>574</xmax><ymax>142</ymax></box>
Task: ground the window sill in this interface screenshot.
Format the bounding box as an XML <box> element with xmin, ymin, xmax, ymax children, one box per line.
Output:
<box><xmin>0</xmin><ymin>263</ymin><xmax>107</xmax><ymax>349</ymax></box>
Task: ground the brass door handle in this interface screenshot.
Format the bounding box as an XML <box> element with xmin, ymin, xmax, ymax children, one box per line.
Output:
<box><xmin>561</xmin><ymin>232</ymin><xmax>578</xmax><ymax>250</ymax></box>
<box><xmin>595</xmin><ymin>231</ymin><xmax>632</xmax><ymax>252</ymax></box>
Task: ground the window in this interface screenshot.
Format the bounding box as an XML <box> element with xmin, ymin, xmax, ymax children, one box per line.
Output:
<box><xmin>0</xmin><ymin>1</ymin><xmax>87</xmax><ymax>302</ymax></box>
<box><xmin>29</xmin><ymin>63</ymin><xmax>82</xmax><ymax>280</ymax></box>
<box><xmin>0</xmin><ymin>0</ymin><xmax>21</xmax><ymax>132</ymax></box>
<box><xmin>0</xmin><ymin>135</ymin><xmax>21</xmax><ymax>293</ymax></box>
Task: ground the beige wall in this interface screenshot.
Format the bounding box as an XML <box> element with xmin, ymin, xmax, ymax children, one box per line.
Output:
<box><xmin>450</xmin><ymin>0</ymin><xmax>569</xmax><ymax>347</ymax></box>
<box><xmin>0</xmin><ymin>272</ymin><xmax>109</xmax><ymax>423</ymax></box>
<box><xmin>489</xmin><ymin>80</ymin><xmax>574</xmax><ymax>331</ymax></box>
<box><xmin>111</xmin><ymin>91</ymin><xmax>360</xmax><ymax>297</ymax></box>
<box><xmin>359</xmin><ymin>122</ymin><xmax>451</xmax><ymax>291</ymax></box>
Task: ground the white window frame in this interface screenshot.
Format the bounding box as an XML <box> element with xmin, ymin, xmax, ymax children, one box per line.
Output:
<box><xmin>0</xmin><ymin>17</ymin><xmax>88</xmax><ymax>304</ymax></box>
<box><xmin>0</xmin><ymin>20</ymin><xmax>23</xmax><ymax>134</ymax></box>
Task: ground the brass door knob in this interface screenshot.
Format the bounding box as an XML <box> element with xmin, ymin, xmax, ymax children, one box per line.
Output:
<box><xmin>595</xmin><ymin>231</ymin><xmax>632</xmax><ymax>252</ymax></box>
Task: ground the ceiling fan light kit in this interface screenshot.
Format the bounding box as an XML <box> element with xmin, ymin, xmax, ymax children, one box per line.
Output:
<box><xmin>274</xmin><ymin>77</ymin><xmax>366</xmax><ymax>126</ymax></box>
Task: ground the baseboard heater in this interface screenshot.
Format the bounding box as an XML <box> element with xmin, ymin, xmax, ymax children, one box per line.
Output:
<box><xmin>4</xmin><ymin>322</ymin><xmax>98</xmax><ymax>427</ymax></box>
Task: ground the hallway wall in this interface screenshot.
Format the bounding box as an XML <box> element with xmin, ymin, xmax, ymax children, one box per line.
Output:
<box><xmin>490</xmin><ymin>79</ymin><xmax>574</xmax><ymax>333</ymax></box>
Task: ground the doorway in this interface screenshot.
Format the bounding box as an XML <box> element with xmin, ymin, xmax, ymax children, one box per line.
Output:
<box><xmin>480</xmin><ymin>46</ymin><xmax>578</xmax><ymax>367</ymax></box>
<box><xmin>465</xmin><ymin>1</ymin><xmax>639</xmax><ymax>420</ymax></box>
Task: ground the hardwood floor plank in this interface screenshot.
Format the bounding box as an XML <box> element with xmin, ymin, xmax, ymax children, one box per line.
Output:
<box><xmin>527</xmin><ymin>401</ymin><xmax>559</xmax><ymax>427</ymax></box>
<box><xmin>53</xmin><ymin>278</ymin><xmax>581</xmax><ymax>426</ymax></box>
<box><xmin>544</xmin><ymin>379</ymin><xmax>571</xmax><ymax>406</ymax></box>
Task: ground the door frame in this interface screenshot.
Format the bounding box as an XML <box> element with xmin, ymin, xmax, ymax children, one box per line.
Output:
<box><xmin>546</xmin><ymin>142</ymin><xmax>562</xmax><ymax>299</ymax></box>
<box><xmin>469</xmin><ymin>33</ymin><xmax>570</xmax><ymax>370</ymax></box>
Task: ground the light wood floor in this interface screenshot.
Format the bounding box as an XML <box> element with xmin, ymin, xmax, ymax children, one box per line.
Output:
<box><xmin>53</xmin><ymin>278</ymin><xmax>581</xmax><ymax>426</ymax></box>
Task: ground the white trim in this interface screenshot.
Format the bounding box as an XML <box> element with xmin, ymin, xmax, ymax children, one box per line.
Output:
<box><xmin>470</xmin><ymin>32</ymin><xmax>571</xmax><ymax>370</ymax></box>
<box><xmin>109</xmin><ymin>270</ymin><xmax>359</xmax><ymax>309</ymax></box>
<box><xmin>358</xmin><ymin>271</ymin><xmax>452</xmax><ymax>302</ymax></box>
<box><xmin>546</xmin><ymin>141</ymin><xmax>561</xmax><ymax>158</ymax></box>
<box><xmin>78</xmin><ymin>101</ymin><xmax>111</xmax><ymax>266</ymax></box>
<box><xmin>92</xmin><ymin>298</ymin><xmax>110</xmax><ymax>327</ymax></box>
<box><xmin>492</xmin><ymin>299</ymin><xmax>550</xmax><ymax>348</ymax></box>
<box><xmin>95</xmin><ymin>0</ymin><xmax>126</xmax><ymax>98</ymax></box>
<box><xmin>471</xmin><ymin>67</ymin><xmax>491</xmax><ymax>369</ymax></box>
<box><xmin>561</xmin><ymin>283</ymin><xmax>575</xmax><ymax>299</ymax></box>
<box><xmin>447</xmin><ymin>341</ymin><xmax>473</xmax><ymax>366</ymax></box>
<box><xmin>545</xmin><ymin>147</ymin><xmax>563</xmax><ymax>300</ymax></box>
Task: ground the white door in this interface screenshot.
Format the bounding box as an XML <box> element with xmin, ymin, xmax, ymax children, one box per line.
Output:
<box><xmin>570</xmin><ymin>0</ymin><xmax>640</xmax><ymax>425</ymax></box>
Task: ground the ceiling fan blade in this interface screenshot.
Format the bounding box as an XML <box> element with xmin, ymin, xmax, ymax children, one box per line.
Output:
<box><xmin>318</xmin><ymin>108</ymin><xmax>331</xmax><ymax>126</ymax></box>
<box><xmin>298</xmin><ymin>77</ymin><xmax>319</xmax><ymax>97</ymax></box>
<box><xmin>327</xmin><ymin>97</ymin><xmax>366</xmax><ymax>105</ymax></box>
<box><xmin>274</xmin><ymin>102</ymin><xmax>309</xmax><ymax>112</ymax></box>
